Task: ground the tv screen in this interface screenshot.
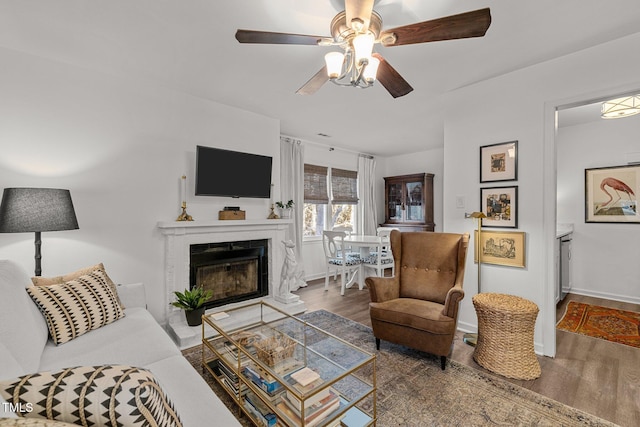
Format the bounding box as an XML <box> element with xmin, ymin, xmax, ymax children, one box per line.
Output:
<box><xmin>195</xmin><ymin>146</ymin><xmax>272</xmax><ymax>198</ymax></box>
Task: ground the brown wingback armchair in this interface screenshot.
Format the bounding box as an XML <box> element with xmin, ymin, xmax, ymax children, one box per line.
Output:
<box><xmin>366</xmin><ymin>230</ymin><xmax>469</xmax><ymax>370</ymax></box>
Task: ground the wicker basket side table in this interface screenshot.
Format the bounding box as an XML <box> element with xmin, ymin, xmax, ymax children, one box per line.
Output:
<box><xmin>472</xmin><ymin>293</ymin><xmax>541</xmax><ymax>380</ymax></box>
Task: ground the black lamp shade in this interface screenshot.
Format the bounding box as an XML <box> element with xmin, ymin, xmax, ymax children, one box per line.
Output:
<box><xmin>0</xmin><ymin>188</ymin><xmax>79</xmax><ymax>233</ymax></box>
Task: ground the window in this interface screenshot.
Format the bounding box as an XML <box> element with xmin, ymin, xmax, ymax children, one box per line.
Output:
<box><xmin>303</xmin><ymin>164</ymin><xmax>357</xmax><ymax>237</ymax></box>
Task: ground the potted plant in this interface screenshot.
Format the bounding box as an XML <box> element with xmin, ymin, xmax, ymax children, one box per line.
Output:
<box><xmin>275</xmin><ymin>200</ymin><xmax>294</xmax><ymax>219</ymax></box>
<box><xmin>170</xmin><ymin>287</ymin><xmax>213</xmax><ymax>326</ymax></box>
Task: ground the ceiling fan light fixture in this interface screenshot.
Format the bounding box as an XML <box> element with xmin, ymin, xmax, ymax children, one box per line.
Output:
<box><xmin>325</xmin><ymin>52</ymin><xmax>345</xmax><ymax>79</ymax></box>
<box><xmin>601</xmin><ymin>95</ymin><xmax>640</xmax><ymax>119</ymax></box>
<box><xmin>362</xmin><ymin>56</ymin><xmax>380</xmax><ymax>83</ymax></box>
<box><xmin>353</xmin><ymin>33</ymin><xmax>375</xmax><ymax>65</ymax></box>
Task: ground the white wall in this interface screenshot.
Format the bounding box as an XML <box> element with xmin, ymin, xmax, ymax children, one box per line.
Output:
<box><xmin>0</xmin><ymin>48</ymin><xmax>281</xmax><ymax>324</ymax></box>
<box><xmin>557</xmin><ymin>117</ymin><xmax>640</xmax><ymax>303</ymax></box>
<box><xmin>443</xmin><ymin>32</ymin><xmax>640</xmax><ymax>355</ymax></box>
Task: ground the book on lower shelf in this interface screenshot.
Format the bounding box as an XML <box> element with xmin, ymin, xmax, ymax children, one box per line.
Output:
<box><xmin>244</xmin><ymin>391</ymin><xmax>277</xmax><ymax>427</ymax></box>
<box><xmin>284</xmin><ymin>378</ymin><xmax>333</xmax><ymax>413</ymax></box>
<box><xmin>276</xmin><ymin>390</ymin><xmax>340</xmax><ymax>427</ymax></box>
<box><xmin>339</xmin><ymin>401</ymin><xmax>372</xmax><ymax>427</ymax></box>
<box><xmin>243</xmin><ymin>364</ymin><xmax>283</xmax><ymax>396</ymax></box>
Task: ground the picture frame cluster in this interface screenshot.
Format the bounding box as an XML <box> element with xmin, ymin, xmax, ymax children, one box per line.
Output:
<box><xmin>478</xmin><ymin>140</ymin><xmax>525</xmax><ymax>267</ymax></box>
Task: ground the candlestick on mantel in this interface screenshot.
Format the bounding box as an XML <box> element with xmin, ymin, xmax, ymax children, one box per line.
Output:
<box><xmin>176</xmin><ymin>175</ymin><xmax>193</xmax><ymax>221</ymax></box>
<box><xmin>267</xmin><ymin>183</ymin><xmax>279</xmax><ymax>219</ymax></box>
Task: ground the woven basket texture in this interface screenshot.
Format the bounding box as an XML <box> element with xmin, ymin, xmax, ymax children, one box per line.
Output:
<box><xmin>472</xmin><ymin>293</ymin><xmax>541</xmax><ymax>380</ymax></box>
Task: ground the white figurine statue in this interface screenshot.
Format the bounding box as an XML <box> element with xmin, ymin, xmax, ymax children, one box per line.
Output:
<box><xmin>275</xmin><ymin>240</ymin><xmax>303</xmax><ymax>304</ymax></box>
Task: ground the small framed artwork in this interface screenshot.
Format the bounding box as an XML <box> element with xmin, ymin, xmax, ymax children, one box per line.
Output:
<box><xmin>474</xmin><ymin>230</ymin><xmax>526</xmax><ymax>268</ymax></box>
<box><xmin>480</xmin><ymin>141</ymin><xmax>518</xmax><ymax>183</ymax></box>
<box><xmin>585</xmin><ymin>164</ymin><xmax>639</xmax><ymax>223</ymax></box>
<box><xmin>480</xmin><ymin>186</ymin><xmax>518</xmax><ymax>228</ymax></box>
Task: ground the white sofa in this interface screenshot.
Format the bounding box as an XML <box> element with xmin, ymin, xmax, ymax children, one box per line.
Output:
<box><xmin>0</xmin><ymin>259</ymin><xmax>241</xmax><ymax>427</ymax></box>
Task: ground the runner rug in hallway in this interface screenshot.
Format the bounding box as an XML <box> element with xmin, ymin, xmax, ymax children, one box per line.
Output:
<box><xmin>557</xmin><ymin>301</ymin><xmax>640</xmax><ymax>349</ymax></box>
<box><xmin>183</xmin><ymin>309</ymin><xmax>617</xmax><ymax>427</ymax></box>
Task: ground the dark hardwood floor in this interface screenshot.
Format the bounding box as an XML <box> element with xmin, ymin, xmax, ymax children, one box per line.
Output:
<box><xmin>294</xmin><ymin>278</ymin><xmax>640</xmax><ymax>427</ymax></box>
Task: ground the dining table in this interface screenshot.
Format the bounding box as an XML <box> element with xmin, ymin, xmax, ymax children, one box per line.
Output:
<box><xmin>341</xmin><ymin>234</ymin><xmax>385</xmax><ymax>291</ymax></box>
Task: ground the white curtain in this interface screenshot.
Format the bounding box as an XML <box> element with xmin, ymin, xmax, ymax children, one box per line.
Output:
<box><xmin>357</xmin><ymin>155</ymin><xmax>378</xmax><ymax>235</ymax></box>
<box><xmin>280</xmin><ymin>136</ymin><xmax>307</xmax><ymax>290</ymax></box>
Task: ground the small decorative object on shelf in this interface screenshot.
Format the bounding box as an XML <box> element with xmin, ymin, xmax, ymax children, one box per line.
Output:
<box><xmin>275</xmin><ymin>200</ymin><xmax>294</xmax><ymax>219</ymax></box>
<box><xmin>255</xmin><ymin>335</ymin><xmax>296</xmax><ymax>367</ymax></box>
<box><xmin>267</xmin><ymin>204</ymin><xmax>279</xmax><ymax>219</ymax></box>
<box><xmin>170</xmin><ymin>286</ymin><xmax>212</xmax><ymax>326</ymax></box>
<box><xmin>176</xmin><ymin>175</ymin><xmax>194</xmax><ymax>221</ymax></box>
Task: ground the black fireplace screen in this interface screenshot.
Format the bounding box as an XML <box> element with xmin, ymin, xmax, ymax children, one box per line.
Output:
<box><xmin>189</xmin><ymin>240</ymin><xmax>268</xmax><ymax>309</ymax></box>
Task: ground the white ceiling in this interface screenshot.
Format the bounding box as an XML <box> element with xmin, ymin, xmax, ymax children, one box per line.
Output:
<box><xmin>1</xmin><ymin>0</ymin><xmax>640</xmax><ymax>156</ymax></box>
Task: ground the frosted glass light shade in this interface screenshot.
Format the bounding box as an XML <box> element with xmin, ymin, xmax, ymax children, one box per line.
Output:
<box><xmin>362</xmin><ymin>56</ymin><xmax>380</xmax><ymax>82</ymax></box>
<box><xmin>325</xmin><ymin>52</ymin><xmax>344</xmax><ymax>79</ymax></box>
<box><xmin>353</xmin><ymin>33</ymin><xmax>374</xmax><ymax>65</ymax></box>
<box><xmin>601</xmin><ymin>95</ymin><xmax>640</xmax><ymax>119</ymax></box>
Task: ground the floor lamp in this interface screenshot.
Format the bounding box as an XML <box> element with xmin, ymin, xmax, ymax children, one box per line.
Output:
<box><xmin>0</xmin><ymin>188</ymin><xmax>79</xmax><ymax>276</ymax></box>
<box><xmin>463</xmin><ymin>211</ymin><xmax>487</xmax><ymax>347</ymax></box>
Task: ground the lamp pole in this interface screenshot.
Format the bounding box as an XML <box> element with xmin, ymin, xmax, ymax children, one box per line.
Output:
<box><xmin>463</xmin><ymin>212</ymin><xmax>486</xmax><ymax>347</ymax></box>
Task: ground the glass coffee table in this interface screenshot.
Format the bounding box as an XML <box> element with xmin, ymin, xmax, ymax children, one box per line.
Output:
<box><xmin>202</xmin><ymin>301</ymin><xmax>376</xmax><ymax>426</ymax></box>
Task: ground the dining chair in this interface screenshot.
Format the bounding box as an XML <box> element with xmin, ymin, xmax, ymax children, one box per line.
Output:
<box><xmin>362</xmin><ymin>235</ymin><xmax>395</xmax><ymax>278</ymax></box>
<box><xmin>322</xmin><ymin>230</ymin><xmax>362</xmax><ymax>295</ymax></box>
<box><xmin>331</xmin><ymin>225</ymin><xmax>358</xmax><ymax>278</ymax></box>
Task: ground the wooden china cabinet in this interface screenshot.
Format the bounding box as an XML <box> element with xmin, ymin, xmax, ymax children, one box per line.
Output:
<box><xmin>381</xmin><ymin>173</ymin><xmax>434</xmax><ymax>232</ymax></box>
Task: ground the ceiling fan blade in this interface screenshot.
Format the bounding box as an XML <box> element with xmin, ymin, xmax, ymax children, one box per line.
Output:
<box><xmin>345</xmin><ymin>0</ymin><xmax>375</xmax><ymax>31</ymax></box>
<box><xmin>235</xmin><ymin>29</ymin><xmax>327</xmax><ymax>45</ymax></box>
<box><xmin>380</xmin><ymin>8</ymin><xmax>491</xmax><ymax>47</ymax></box>
<box><xmin>372</xmin><ymin>53</ymin><xmax>413</xmax><ymax>98</ymax></box>
<box><xmin>296</xmin><ymin>67</ymin><xmax>330</xmax><ymax>95</ymax></box>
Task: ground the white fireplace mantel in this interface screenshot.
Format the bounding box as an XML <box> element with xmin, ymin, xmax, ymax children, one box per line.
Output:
<box><xmin>157</xmin><ymin>218</ymin><xmax>306</xmax><ymax>348</ymax></box>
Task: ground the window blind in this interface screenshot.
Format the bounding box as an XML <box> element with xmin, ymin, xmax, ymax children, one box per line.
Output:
<box><xmin>304</xmin><ymin>164</ymin><xmax>329</xmax><ymax>204</ymax></box>
<box><xmin>331</xmin><ymin>168</ymin><xmax>359</xmax><ymax>204</ymax></box>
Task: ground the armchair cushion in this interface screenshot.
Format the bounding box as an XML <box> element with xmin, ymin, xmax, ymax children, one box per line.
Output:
<box><xmin>370</xmin><ymin>299</ymin><xmax>455</xmax><ymax>335</ymax></box>
<box><xmin>397</xmin><ymin>232</ymin><xmax>464</xmax><ymax>304</ymax></box>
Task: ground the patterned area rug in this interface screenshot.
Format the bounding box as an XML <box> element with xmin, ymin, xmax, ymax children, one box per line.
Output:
<box><xmin>557</xmin><ymin>301</ymin><xmax>640</xmax><ymax>348</ymax></box>
<box><xmin>183</xmin><ymin>310</ymin><xmax>617</xmax><ymax>427</ymax></box>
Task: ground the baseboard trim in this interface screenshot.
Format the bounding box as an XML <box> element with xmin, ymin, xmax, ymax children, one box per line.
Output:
<box><xmin>568</xmin><ymin>287</ymin><xmax>640</xmax><ymax>305</ymax></box>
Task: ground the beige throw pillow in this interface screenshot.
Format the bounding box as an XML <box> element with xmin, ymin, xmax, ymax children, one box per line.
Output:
<box><xmin>31</xmin><ymin>262</ymin><xmax>123</xmax><ymax>308</ymax></box>
<box><xmin>0</xmin><ymin>365</ymin><xmax>182</xmax><ymax>427</ymax></box>
<box><xmin>26</xmin><ymin>270</ymin><xmax>125</xmax><ymax>345</ymax></box>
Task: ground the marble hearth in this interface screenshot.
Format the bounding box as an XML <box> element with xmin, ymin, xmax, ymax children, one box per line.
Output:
<box><xmin>157</xmin><ymin>219</ymin><xmax>306</xmax><ymax>348</ymax></box>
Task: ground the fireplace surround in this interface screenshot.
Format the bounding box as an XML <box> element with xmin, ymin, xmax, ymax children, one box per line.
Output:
<box><xmin>158</xmin><ymin>219</ymin><xmax>306</xmax><ymax>348</ymax></box>
<box><xmin>190</xmin><ymin>239</ymin><xmax>268</xmax><ymax>308</ymax></box>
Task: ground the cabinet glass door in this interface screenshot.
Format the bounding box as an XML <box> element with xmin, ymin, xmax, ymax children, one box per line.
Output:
<box><xmin>387</xmin><ymin>182</ymin><xmax>403</xmax><ymax>220</ymax></box>
<box><xmin>405</xmin><ymin>181</ymin><xmax>424</xmax><ymax>221</ymax></box>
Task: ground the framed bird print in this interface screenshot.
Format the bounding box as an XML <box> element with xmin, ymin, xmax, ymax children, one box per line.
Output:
<box><xmin>585</xmin><ymin>164</ymin><xmax>639</xmax><ymax>223</ymax></box>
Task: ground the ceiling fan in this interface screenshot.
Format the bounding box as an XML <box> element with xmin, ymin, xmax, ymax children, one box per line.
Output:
<box><xmin>235</xmin><ymin>1</ymin><xmax>491</xmax><ymax>98</ymax></box>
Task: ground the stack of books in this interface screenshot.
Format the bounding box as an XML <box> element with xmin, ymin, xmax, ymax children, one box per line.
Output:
<box><xmin>216</xmin><ymin>341</ymin><xmax>254</xmax><ymax>395</ymax></box>
<box><xmin>243</xmin><ymin>390</ymin><xmax>277</xmax><ymax>427</ymax></box>
<box><xmin>276</xmin><ymin>367</ymin><xmax>342</xmax><ymax>427</ymax></box>
<box><xmin>243</xmin><ymin>364</ymin><xmax>284</xmax><ymax>398</ymax></box>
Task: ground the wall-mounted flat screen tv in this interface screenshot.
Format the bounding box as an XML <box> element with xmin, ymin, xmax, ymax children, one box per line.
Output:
<box><xmin>195</xmin><ymin>145</ymin><xmax>272</xmax><ymax>198</ymax></box>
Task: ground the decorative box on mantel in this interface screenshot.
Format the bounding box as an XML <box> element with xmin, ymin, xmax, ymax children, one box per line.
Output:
<box><xmin>157</xmin><ymin>218</ymin><xmax>306</xmax><ymax>349</ymax></box>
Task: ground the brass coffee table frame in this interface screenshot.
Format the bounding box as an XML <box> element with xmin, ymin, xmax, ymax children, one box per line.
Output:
<box><xmin>202</xmin><ymin>301</ymin><xmax>376</xmax><ymax>426</ymax></box>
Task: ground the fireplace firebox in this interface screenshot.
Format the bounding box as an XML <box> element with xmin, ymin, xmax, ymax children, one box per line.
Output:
<box><xmin>190</xmin><ymin>239</ymin><xmax>268</xmax><ymax>309</ymax></box>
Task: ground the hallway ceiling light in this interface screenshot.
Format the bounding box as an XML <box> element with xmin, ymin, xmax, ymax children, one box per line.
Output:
<box><xmin>601</xmin><ymin>95</ymin><xmax>640</xmax><ymax>119</ymax></box>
